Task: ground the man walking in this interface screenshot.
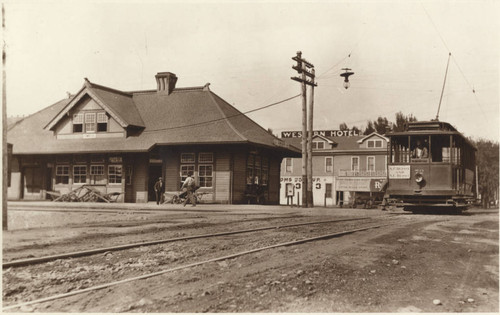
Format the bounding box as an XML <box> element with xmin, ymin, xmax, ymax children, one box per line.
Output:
<box><xmin>154</xmin><ymin>177</ymin><xmax>164</xmax><ymax>205</ymax></box>
<box><xmin>181</xmin><ymin>171</ymin><xmax>197</xmax><ymax>207</ymax></box>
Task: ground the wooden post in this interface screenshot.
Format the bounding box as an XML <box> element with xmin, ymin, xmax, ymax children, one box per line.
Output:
<box><xmin>2</xmin><ymin>4</ymin><xmax>7</xmax><ymax>230</ymax></box>
<box><xmin>301</xmin><ymin>66</ymin><xmax>308</xmax><ymax>208</ymax></box>
<box><xmin>307</xmin><ymin>69</ymin><xmax>315</xmax><ymax>208</ymax></box>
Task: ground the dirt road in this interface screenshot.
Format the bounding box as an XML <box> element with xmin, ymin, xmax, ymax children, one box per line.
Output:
<box><xmin>2</xmin><ymin>204</ymin><xmax>498</xmax><ymax>312</ymax></box>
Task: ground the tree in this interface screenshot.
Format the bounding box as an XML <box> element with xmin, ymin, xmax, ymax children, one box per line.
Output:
<box><xmin>373</xmin><ymin>116</ymin><xmax>389</xmax><ymax>134</ymax></box>
<box><xmin>339</xmin><ymin>122</ymin><xmax>348</xmax><ymax>131</ymax></box>
<box><xmin>474</xmin><ymin>139</ymin><xmax>499</xmax><ymax>208</ymax></box>
<box><xmin>394</xmin><ymin>111</ymin><xmax>417</xmax><ymax>132</ymax></box>
<box><xmin>363</xmin><ymin>121</ymin><xmax>375</xmax><ymax>135</ymax></box>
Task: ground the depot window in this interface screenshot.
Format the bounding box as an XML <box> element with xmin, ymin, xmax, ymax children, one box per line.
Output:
<box><xmin>108</xmin><ymin>165</ymin><xmax>122</xmax><ymax>184</ymax></box>
<box><xmin>90</xmin><ymin>165</ymin><xmax>105</xmax><ymax>185</ymax></box>
<box><xmin>55</xmin><ymin>165</ymin><xmax>69</xmax><ymax>184</ymax></box>
<box><xmin>198</xmin><ymin>165</ymin><xmax>213</xmax><ymax>188</ymax></box>
<box><xmin>73</xmin><ymin>165</ymin><xmax>87</xmax><ymax>184</ymax></box>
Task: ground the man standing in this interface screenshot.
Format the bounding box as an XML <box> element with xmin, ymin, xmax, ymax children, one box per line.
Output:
<box><xmin>154</xmin><ymin>177</ymin><xmax>164</xmax><ymax>205</ymax></box>
<box><xmin>182</xmin><ymin>171</ymin><xmax>197</xmax><ymax>207</ymax></box>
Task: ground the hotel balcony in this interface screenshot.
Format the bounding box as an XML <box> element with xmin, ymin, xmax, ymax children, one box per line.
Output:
<box><xmin>337</xmin><ymin>170</ymin><xmax>387</xmax><ymax>177</ymax></box>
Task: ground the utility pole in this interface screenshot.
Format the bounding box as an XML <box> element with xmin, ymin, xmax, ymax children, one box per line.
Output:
<box><xmin>291</xmin><ymin>51</ymin><xmax>316</xmax><ymax>208</ymax></box>
<box><xmin>2</xmin><ymin>4</ymin><xmax>7</xmax><ymax>230</ymax></box>
<box><xmin>307</xmin><ymin>68</ymin><xmax>315</xmax><ymax>207</ymax></box>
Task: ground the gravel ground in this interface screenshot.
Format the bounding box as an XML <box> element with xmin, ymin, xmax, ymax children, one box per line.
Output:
<box><xmin>2</xmin><ymin>203</ymin><xmax>498</xmax><ymax>312</ymax></box>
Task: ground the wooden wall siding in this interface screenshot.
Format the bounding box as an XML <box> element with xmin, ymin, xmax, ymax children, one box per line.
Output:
<box><xmin>163</xmin><ymin>149</ymin><xmax>180</xmax><ymax>191</ymax></box>
<box><xmin>8</xmin><ymin>156</ymin><xmax>22</xmax><ymax>200</ymax></box>
<box><xmin>232</xmin><ymin>151</ymin><xmax>247</xmax><ymax>203</ymax></box>
<box><xmin>215</xmin><ymin>151</ymin><xmax>231</xmax><ymax>203</ymax></box>
<box><xmin>268</xmin><ymin>155</ymin><xmax>282</xmax><ymax>204</ymax></box>
<box><xmin>133</xmin><ymin>154</ymin><xmax>149</xmax><ymax>203</ymax></box>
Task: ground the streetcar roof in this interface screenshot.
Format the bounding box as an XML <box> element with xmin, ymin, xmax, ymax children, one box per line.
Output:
<box><xmin>387</xmin><ymin>121</ymin><xmax>476</xmax><ymax>150</ymax></box>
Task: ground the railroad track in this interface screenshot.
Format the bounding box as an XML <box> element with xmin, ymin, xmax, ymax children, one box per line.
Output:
<box><xmin>3</xmin><ymin>214</ymin><xmax>406</xmax><ymax>311</ymax></box>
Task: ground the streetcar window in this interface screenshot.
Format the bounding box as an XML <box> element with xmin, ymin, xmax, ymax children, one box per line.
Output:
<box><xmin>410</xmin><ymin>136</ymin><xmax>429</xmax><ymax>161</ymax></box>
<box><xmin>430</xmin><ymin>135</ymin><xmax>450</xmax><ymax>162</ymax></box>
<box><xmin>390</xmin><ymin>136</ymin><xmax>410</xmax><ymax>163</ymax></box>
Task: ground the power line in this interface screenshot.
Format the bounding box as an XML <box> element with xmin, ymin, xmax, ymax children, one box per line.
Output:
<box><xmin>420</xmin><ymin>1</ymin><xmax>488</xmax><ymax>121</ymax></box>
<box><xmin>143</xmin><ymin>94</ymin><xmax>301</xmax><ymax>133</ymax></box>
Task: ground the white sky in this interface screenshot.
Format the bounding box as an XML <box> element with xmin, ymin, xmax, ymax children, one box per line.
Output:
<box><xmin>4</xmin><ymin>0</ymin><xmax>499</xmax><ymax>141</ymax></box>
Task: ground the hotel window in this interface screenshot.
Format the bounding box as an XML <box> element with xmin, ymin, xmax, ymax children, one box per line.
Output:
<box><xmin>85</xmin><ymin>112</ymin><xmax>96</xmax><ymax>133</ymax></box>
<box><xmin>73</xmin><ymin>113</ymin><xmax>83</xmax><ymax>133</ymax></box>
<box><xmin>108</xmin><ymin>165</ymin><xmax>122</xmax><ymax>184</ymax></box>
<box><xmin>351</xmin><ymin>156</ymin><xmax>359</xmax><ymax>171</ymax></box>
<box><xmin>55</xmin><ymin>165</ymin><xmax>69</xmax><ymax>184</ymax></box>
<box><xmin>97</xmin><ymin>112</ymin><xmax>108</xmax><ymax>132</ymax></box>
<box><xmin>90</xmin><ymin>165</ymin><xmax>105</xmax><ymax>184</ymax></box>
<box><xmin>285</xmin><ymin>158</ymin><xmax>292</xmax><ymax>173</ymax></box>
<box><xmin>73</xmin><ymin>165</ymin><xmax>87</xmax><ymax>184</ymax></box>
<box><xmin>325</xmin><ymin>157</ymin><xmax>333</xmax><ymax>172</ymax></box>
<box><xmin>312</xmin><ymin>141</ymin><xmax>325</xmax><ymax>150</ymax></box>
<box><xmin>368</xmin><ymin>140</ymin><xmax>383</xmax><ymax>148</ymax></box>
<box><xmin>367</xmin><ymin>156</ymin><xmax>375</xmax><ymax>171</ymax></box>
<box><xmin>198</xmin><ymin>165</ymin><xmax>213</xmax><ymax>188</ymax></box>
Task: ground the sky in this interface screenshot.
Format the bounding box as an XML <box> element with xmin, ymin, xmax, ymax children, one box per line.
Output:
<box><xmin>3</xmin><ymin>0</ymin><xmax>499</xmax><ymax>141</ymax></box>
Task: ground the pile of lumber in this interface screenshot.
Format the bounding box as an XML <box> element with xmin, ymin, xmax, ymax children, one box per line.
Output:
<box><xmin>48</xmin><ymin>185</ymin><xmax>121</xmax><ymax>203</ymax></box>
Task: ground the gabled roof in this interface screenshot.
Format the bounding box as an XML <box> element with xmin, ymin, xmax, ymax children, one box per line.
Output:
<box><xmin>8</xmin><ymin>77</ymin><xmax>300</xmax><ymax>156</ymax></box>
<box><xmin>281</xmin><ymin>133</ymin><xmax>390</xmax><ymax>153</ymax></box>
<box><xmin>356</xmin><ymin>132</ymin><xmax>389</xmax><ymax>144</ymax></box>
<box><xmin>312</xmin><ymin>134</ymin><xmax>337</xmax><ymax>144</ymax></box>
<box><xmin>45</xmin><ymin>79</ymin><xmax>145</xmax><ymax>130</ymax></box>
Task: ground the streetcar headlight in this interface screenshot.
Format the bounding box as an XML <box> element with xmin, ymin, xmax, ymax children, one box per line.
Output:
<box><xmin>415</xmin><ymin>173</ymin><xmax>424</xmax><ymax>183</ymax></box>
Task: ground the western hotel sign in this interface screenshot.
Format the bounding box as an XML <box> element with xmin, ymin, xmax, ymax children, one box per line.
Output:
<box><xmin>281</xmin><ymin>129</ymin><xmax>360</xmax><ymax>138</ymax></box>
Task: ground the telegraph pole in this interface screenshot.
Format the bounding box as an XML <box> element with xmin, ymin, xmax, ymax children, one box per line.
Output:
<box><xmin>307</xmin><ymin>68</ymin><xmax>315</xmax><ymax>207</ymax></box>
<box><xmin>291</xmin><ymin>51</ymin><xmax>316</xmax><ymax>208</ymax></box>
<box><xmin>2</xmin><ymin>4</ymin><xmax>7</xmax><ymax>230</ymax></box>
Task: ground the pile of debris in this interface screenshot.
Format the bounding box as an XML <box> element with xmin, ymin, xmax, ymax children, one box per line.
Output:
<box><xmin>47</xmin><ymin>185</ymin><xmax>121</xmax><ymax>203</ymax></box>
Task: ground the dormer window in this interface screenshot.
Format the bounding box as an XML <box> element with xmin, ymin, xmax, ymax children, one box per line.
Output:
<box><xmin>85</xmin><ymin>113</ymin><xmax>96</xmax><ymax>133</ymax></box>
<box><xmin>312</xmin><ymin>141</ymin><xmax>325</xmax><ymax>150</ymax></box>
<box><xmin>73</xmin><ymin>114</ymin><xmax>83</xmax><ymax>133</ymax></box>
<box><xmin>73</xmin><ymin>111</ymin><xmax>108</xmax><ymax>133</ymax></box>
<box><xmin>367</xmin><ymin>140</ymin><xmax>383</xmax><ymax>148</ymax></box>
<box><xmin>97</xmin><ymin>112</ymin><xmax>108</xmax><ymax>132</ymax></box>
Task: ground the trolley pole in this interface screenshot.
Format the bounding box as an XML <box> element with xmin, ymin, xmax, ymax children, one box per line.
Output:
<box><xmin>291</xmin><ymin>51</ymin><xmax>317</xmax><ymax>208</ymax></box>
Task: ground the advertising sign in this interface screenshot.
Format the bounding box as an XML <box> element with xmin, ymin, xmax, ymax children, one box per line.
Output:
<box><xmin>281</xmin><ymin>129</ymin><xmax>360</xmax><ymax>138</ymax></box>
<box><xmin>388</xmin><ymin>165</ymin><xmax>411</xmax><ymax>179</ymax></box>
<box><xmin>336</xmin><ymin>178</ymin><xmax>371</xmax><ymax>192</ymax></box>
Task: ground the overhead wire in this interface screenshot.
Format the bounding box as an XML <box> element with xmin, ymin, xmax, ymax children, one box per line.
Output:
<box><xmin>420</xmin><ymin>1</ymin><xmax>488</xmax><ymax>121</ymax></box>
<box><xmin>143</xmin><ymin>94</ymin><xmax>301</xmax><ymax>133</ymax></box>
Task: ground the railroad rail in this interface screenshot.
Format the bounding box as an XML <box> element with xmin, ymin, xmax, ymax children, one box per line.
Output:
<box><xmin>2</xmin><ymin>222</ymin><xmax>396</xmax><ymax>311</ymax></box>
<box><xmin>3</xmin><ymin>216</ymin><xmax>384</xmax><ymax>268</ymax></box>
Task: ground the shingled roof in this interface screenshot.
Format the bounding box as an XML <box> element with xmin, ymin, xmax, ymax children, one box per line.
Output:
<box><xmin>8</xmin><ymin>74</ymin><xmax>300</xmax><ymax>156</ymax></box>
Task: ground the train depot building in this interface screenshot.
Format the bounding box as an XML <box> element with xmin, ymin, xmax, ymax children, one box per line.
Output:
<box><xmin>279</xmin><ymin>130</ymin><xmax>388</xmax><ymax>207</ymax></box>
<box><xmin>7</xmin><ymin>72</ymin><xmax>300</xmax><ymax>204</ymax></box>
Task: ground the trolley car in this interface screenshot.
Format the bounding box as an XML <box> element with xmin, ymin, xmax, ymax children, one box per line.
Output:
<box><xmin>384</xmin><ymin>121</ymin><xmax>476</xmax><ymax>213</ymax></box>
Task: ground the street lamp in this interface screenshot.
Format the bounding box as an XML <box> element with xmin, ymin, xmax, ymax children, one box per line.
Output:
<box><xmin>340</xmin><ymin>68</ymin><xmax>354</xmax><ymax>89</ymax></box>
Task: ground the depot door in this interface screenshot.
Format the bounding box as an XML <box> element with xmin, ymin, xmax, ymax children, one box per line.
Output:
<box><xmin>23</xmin><ymin>167</ymin><xmax>43</xmax><ymax>200</ymax></box>
<box><xmin>148</xmin><ymin>165</ymin><xmax>162</xmax><ymax>202</ymax></box>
